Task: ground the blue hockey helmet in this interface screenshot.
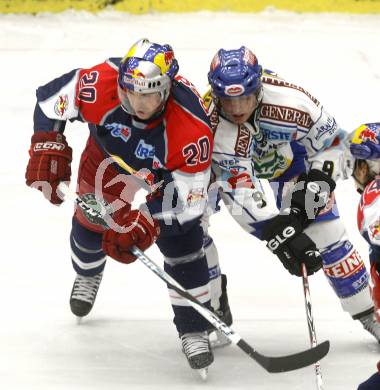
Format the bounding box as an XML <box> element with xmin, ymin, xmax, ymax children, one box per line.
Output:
<box><xmin>208</xmin><ymin>46</ymin><xmax>262</xmax><ymax>99</ymax></box>
<box><xmin>118</xmin><ymin>38</ymin><xmax>179</xmax><ymax>113</ymax></box>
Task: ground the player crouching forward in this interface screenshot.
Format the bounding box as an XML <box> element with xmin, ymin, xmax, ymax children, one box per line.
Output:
<box><xmin>202</xmin><ymin>47</ymin><xmax>333</xmax><ymax>345</ymax></box>
<box><xmin>351</xmin><ymin>123</ymin><xmax>380</xmax><ymax>341</ymax></box>
<box><xmin>25</xmin><ymin>38</ymin><xmax>215</xmax><ymax>373</ymax></box>
<box><xmin>203</xmin><ymin>46</ymin><xmax>379</xmax><ymax>344</ymax></box>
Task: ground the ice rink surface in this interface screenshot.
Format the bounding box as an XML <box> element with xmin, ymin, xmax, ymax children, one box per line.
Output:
<box><xmin>1</xmin><ymin>9</ymin><xmax>380</xmax><ymax>389</ymax></box>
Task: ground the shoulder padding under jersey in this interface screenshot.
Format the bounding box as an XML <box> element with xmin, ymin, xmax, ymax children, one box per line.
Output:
<box><xmin>75</xmin><ymin>60</ymin><xmax>120</xmax><ymax>124</ymax></box>
<box><xmin>164</xmin><ymin>77</ymin><xmax>212</xmax><ymax>174</ymax></box>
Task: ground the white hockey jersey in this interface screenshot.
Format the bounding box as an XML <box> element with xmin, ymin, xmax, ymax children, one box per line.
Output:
<box><xmin>205</xmin><ymin>70</ymin><xmax>349</xmax><ymax>237</ymax></box>
<box><xmin>253</xmin><ymin>70</ymin><xmax>347</xmax><ymax>181</ymax></box>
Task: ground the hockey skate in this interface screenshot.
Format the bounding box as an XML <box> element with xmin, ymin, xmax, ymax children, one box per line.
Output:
<box><xmin>209</xmin><ymin>274</ymin><xmax>233</xmax><ymax>348</ymax></box>
<box><xmin>70</xmin><ymin>272</ymin><xmax>103</xmax><ymax>318</ymax></box>
<box><xmin>358</xmin><ymin>309</ymin><xmax>380</xmax><ymax>343</ymax></box>
<box><xmin>181</xmin><ymin>331</ymin><xmax>214</xmax><ymax>379</ymax></box>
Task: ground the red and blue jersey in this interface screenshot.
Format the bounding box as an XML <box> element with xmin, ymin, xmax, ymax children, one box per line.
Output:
<box><xmin>33</xmin><ymin>58</ymin><xmax>213</xmax><ymax>236</ymax></box>
<box><xmin>357</xmin><ymin>178</ymin><xmax>380</xmax><ymax>264</ymax></box>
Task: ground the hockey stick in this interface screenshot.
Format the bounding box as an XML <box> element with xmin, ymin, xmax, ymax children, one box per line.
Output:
<box><xmin>57</xmin><ymin>182</ymin><xmax>330</xmax><ymax>373</ymax></box>
<box><xmin>301</xmin><ymin>263</ymin><xmax>325</xmax><ymax>389</ymax></box>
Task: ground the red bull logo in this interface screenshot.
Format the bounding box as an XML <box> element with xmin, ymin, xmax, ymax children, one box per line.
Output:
<box><xmin>126</xmin><ymin>68</ymin><xmax>145</xmax><ymax>79</ymax></box>
<box><xmin>164</xmin><ymin>51</ymin><xmax>174</xmax><ymax>65</ymax></box>
<box><xmin>359</xmin><ymin>127</ymin><xmax>379</xmax><ymax>144</ymax></box>
<box><xmin>54</xmin><ymin>94</ymin><xmax>68</xmax><ymax>117</ymax></box>
<box><xmin>370</xmin><ymin>222</ymin><xmax>380</xmax><ymax>242</ymax></box>
<box><xmin>187</xmin><ymin>188</ymin><xmax>205</xmax><ymax>206</ymax></box>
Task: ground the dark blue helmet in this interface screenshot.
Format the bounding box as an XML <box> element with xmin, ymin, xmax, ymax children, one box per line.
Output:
<box><xmin>208</xmin><ymin>46</ymin><xmax>262</xmax><ymax>98</ymax></box>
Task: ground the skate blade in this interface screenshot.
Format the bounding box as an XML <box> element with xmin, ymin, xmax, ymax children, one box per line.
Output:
<box><xmin>75</xmin><ymin>316</ymin><xmax>83</xmax><ymax>325</ymax></box>
<box><xmin>197</xmin><ymin>367</ymin><xmax>208</xmax><ymax>381</ymax></box>
<box><xmin>209</xmin><ymin>330</ymin><xmax>232</xmax><ymax>349</ymax></box>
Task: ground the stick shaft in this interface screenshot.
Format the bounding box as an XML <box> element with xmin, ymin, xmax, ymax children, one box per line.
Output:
<box><xmin>301</xmin><ymin>263</ymin><xmax>324</xmax><ymax>389</ymax></box>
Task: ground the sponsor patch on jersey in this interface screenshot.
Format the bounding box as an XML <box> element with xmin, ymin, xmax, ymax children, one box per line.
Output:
<box><xmin>229</xmin><ymin>166</ymin><xmax>247</xmax><ymax>176</ymax></box>
<box><xmin>79</xmin><ymin>193</ymin><xmax>113</xmax><ymax>228</ymax></box>
<box><xmin>369</xmin><ymin>221</ymin><xmax>380</xmax><ymax>242</ymax></box>
<box><xmin>187</xmin><ymin>188</ymin><xmax>205</xmax><ymax>207</ymax></box>
<box><xmin>54</xmin><ymin>94</ymin><xmax>68</xmax><ymax>117</ymax></box>
<box><xmin>235</xmin><ymin>124</ymin><xmax>251</xmax><ymax>157</ymax></box>
<box><xmin>263</xmin><ymin>128</ymin><xmax>294</xmax><ymax>141</ymax></box>
<box><xmin>152</xmin><ymin>156</ymin><xmax>163</xmax><ymax>169</ymax></box>
<box><xmin>253</xmin><ymin>150</ymin><xmax>290</xmax><ymax>179</ymax></box>
<box><xmin>218</xmin><ymin>158</ymin><xmax>241</xmax><ymax>169</ymax></box>
<box><xmin>135</xmin><ymin>140</ymin><xmax>155</xmax><ymax>160</ymax></box>
<box><xmin>209</xmin><ymin>106</ymin><xmax>220</xmax><ymax>132</ymax></box>
<box><xmin>227</xmin><ymin>172</ymin><xmax>254</xmax><ymax>189</ymax></box>
<box><xmin>106</xmin><ymin>123</ymin><xmax>132</xmax><ymax>143</ymax></box>
<box><xmin>260</xmin><ymin>104</ymin><xmax>313</xmax><ymax>130</ymax></box>
<box><xmin>315</xmin><ymin>117</ymin><xmax>337</xmax><ymax>141</ymax></box>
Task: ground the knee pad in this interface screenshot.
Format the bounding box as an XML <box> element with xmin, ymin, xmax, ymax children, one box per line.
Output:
<box><xmin>320</xmin><ymin>239</ymin><xmax>373</xmax><ymax>316</ymax></box>
<box><xmin>321</xmin><ymin>240</ymin><xmax>369</xmax><ymax>298</ymax></box>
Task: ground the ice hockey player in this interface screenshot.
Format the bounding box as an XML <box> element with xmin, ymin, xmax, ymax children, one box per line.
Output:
<box><xmin>350</xmin><ymin>123</ymin><xmax>380</xmax><ymax>340</ymax></box>
<box><xmin>203</xmin><ymin>46</ymin><xmax>380</xmax><ymax>343</ymax></box>
<box><xmin>25</xmin><ymin>38</ymin><xmax>215</xmax><ymax>374</ymax></box>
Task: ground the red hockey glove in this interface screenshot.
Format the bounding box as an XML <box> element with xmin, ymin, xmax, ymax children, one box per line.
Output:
<box><xmin>25</xmin><ymin>131</ymin><xmax>72</xmax><ymax>205</ymax></box>
<box><xmin>102</xmin><ymin>210</ymin><xmax>160</xmax><ymax>264</ymax></box>
<box><xmin>371</xmin><ymin>264</ymin><xmax>380</xmax><ymax>322</ymax></box>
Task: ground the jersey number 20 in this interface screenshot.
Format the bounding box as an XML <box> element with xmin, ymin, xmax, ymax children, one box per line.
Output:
<box><xmin>183</xmin><ymin>136</ymin><xmax>210</xmax><ymax>166</ymax></box>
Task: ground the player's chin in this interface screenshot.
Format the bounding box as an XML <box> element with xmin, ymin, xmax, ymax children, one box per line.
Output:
<box><xmin>135</xmin><ymin>111</ymin><xmax>151</xmax><ymax>120</ymax></box>
<box><xmin>228</xmin><ymin>113</ymin><xmax>249</xmax><ymax>124</ymax></box>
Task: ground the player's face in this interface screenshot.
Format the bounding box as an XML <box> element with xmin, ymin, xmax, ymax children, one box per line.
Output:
<box><xmin>352</xmin><ymin>160</ymin><xmax>370</xmax><ymax>193</ymax></box>
<box><xmin>125</xmin><ymin>90</ymin><xmax>163</xmax><ymax>120</ymax></box>
<box><xmin>219</xmin><ymin>94</ymin><xmax>258</xmax><ymax>124</ymax></box>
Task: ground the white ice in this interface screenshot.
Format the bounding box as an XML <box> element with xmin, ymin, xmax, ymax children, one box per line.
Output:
<box><xmin>1</xmin><ymin>9</ymin><xmax>380</xmax><ymax>389</ymax></box>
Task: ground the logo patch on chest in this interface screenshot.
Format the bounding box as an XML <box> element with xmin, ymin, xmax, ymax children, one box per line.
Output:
<box><xmin>106</xmin><ymin>123</ymin><xmax>132</xmax><ymax>143</ymax></box>
<box><xmin>135</xmin><ymin>140</ymin><xmax>155</xmax><ymax>159</ymax></box>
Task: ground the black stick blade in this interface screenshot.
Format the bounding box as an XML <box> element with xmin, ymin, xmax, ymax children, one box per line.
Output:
<box><xmin>237</xmin><ymin>339</ymin><xmax>330</xmax><ymax>373</ymax></box>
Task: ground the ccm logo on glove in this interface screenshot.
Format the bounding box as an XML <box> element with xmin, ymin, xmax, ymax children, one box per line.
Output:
<box><xmin>33</xmin><ymin>142</ymin><xmax>67</xmax><ymax>152</ymax></box>
<box><xmin>25</xmin><ymin>131</ymin><xmax>72</xmax><ymax>205</ymax></box>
